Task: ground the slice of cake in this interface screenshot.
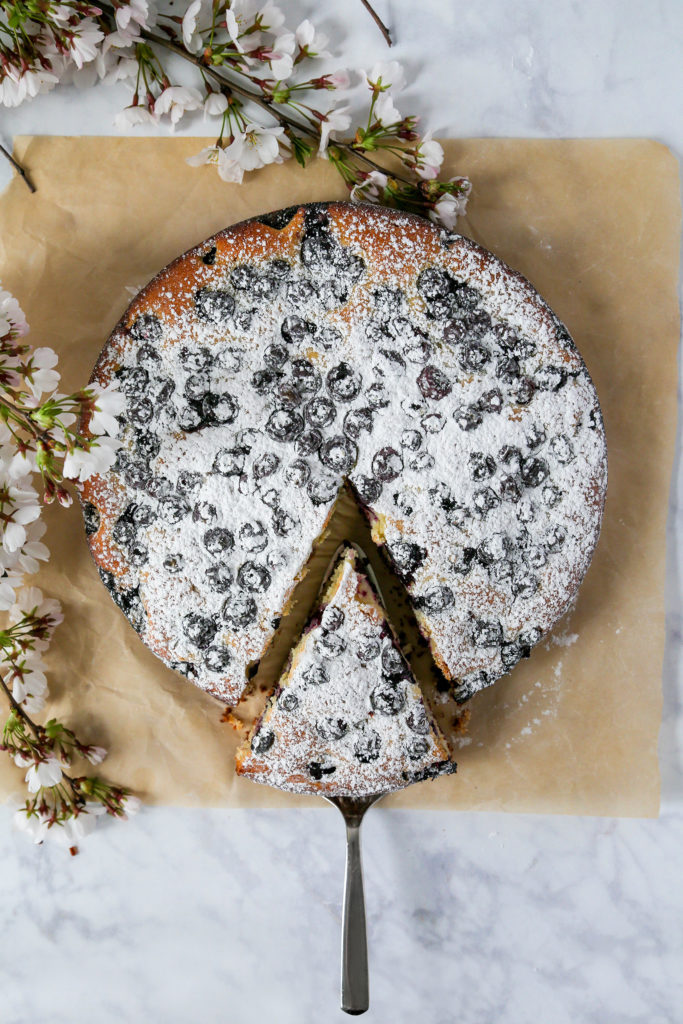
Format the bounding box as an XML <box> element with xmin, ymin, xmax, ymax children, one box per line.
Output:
<box><xmin>235</xmin><ymin>545</ymin><xmax>456</xmax><ymax>796</ymax></box>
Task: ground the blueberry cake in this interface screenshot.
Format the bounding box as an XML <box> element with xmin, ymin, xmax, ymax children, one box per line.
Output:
<box><xmin>236</xmin><ymin>545</ymin><xmax>455</xmax><ymax>794</ymax></box>
<box><xmin>81</xmin><ymin>201</ymin><xmax>607</xmax><ymax>707</ymax></box>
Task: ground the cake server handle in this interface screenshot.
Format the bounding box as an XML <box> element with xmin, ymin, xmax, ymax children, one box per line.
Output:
<box><xmin>341</xmin><ymin>816</ymin><xmax>369</xmax><ymax>1015</ymax></box>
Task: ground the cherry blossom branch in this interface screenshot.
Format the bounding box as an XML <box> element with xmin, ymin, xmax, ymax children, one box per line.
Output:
<box><xmin>0</xmin><ymin>142</ymin><xmax>36</xmax><ymax>193</ymax></box>
<box><xmin>359</xmin><ymin>0</ymin><xmax>393</xmax><ymax>47</ymax></box>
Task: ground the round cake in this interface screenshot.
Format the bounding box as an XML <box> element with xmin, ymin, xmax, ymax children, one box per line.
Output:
<box><xmin>81</xmin><ymin>201</ymin><xmax>607</xmax><ymax>706</ymax></box>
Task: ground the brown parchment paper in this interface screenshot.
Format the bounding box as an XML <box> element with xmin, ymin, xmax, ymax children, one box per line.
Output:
<box><xmin>0</xmin><ymin>136</ymin><xmax>679</xmax><ymax>816</ymax></box>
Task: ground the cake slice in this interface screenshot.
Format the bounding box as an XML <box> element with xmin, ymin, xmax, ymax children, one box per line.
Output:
<box><xmin>236</xmin><ymin>545</ymin><xmax>456</xmax><ymax>796</ymax></box>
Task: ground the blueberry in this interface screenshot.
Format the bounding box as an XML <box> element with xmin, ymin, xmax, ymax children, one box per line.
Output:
<box><xmin>203</xmin><ymin>392</ymin><xmax>239</xmax><ymax>426</ymax></box>
<box><xmin>251</xmin><ymin>730</ymin><xmax>274</xmax><ymax>755</ymax></box>
<box><xmin>355</xmin><ymin>635</ymin><xmax>381</xmax><ymax>661</ymax></box>
<box><xmin>253</xmin><ymin>452</ymin><xmax>280</xmax><ymax>480</ymax></box>
<box><xmin>526</xmin><ymin>545</ymin><xmax>547</xmax><ymax>569</ymax></box>
<box><xmin>195</xmin><ymin>287</ymin><xmax>235</xmax><ymax>324</ymax></box>
<box><xmin>128</xmin><ymin>398</ymin><xmax>153</xmax><ymax>426</ymax></box>
<box><xmin>130</xmin><ymin>314</ymin><xmax>163</xmax><ymax>344</ymax></box>
<box><xmin>410</xmin><ymin>452</ymin><xmax>435</xmax><ymax>472</ymax></box>
<box><xmin>478</xmin><ymin>388</ymin><xmax>503</xmax><ymax>414</ymax></box>
<box><xmin>193</xmin><ymin>501</ymin><xmax>217</xmax><ymax>523</ymax></box>
<box><xmin>145</xmin><ymin>475</ymin><xmax>174</xmax><ymax>501</ymax></box>
<box><xmin>308</xmin><ymin>761</ymin><xmax>336</xmax><ymax>780</ymax></box>
<box><xmin>526</xmin><ymin>424</ymin><xmax>546</xmax><ymax>451</ymax></box>
<box><xmin>135</xmin><ymin>433</ymin><xmax>161</xmax><ymax>463</ymax></box>
<box><xmin>417</xmin><ymin>365</ymin><xmax>452</xmax><ymax>401</ymax></box>
<box><xmin>469</xmin><ymin>452</ymin><xmax>496</xmax><ymax>481</ymax></box>
<box><xmin>366</xmin><ymin>382</ymin><xmax>389</xmax><ymax>409</ymax></box>
<box><xmin>112</xmin><ymin>514</ymin><xmax>137</xmax><ymax>550</ymax></box>
<box><xmin>303</xmin><ymin>396</ymin><xmax>335</xmax><ymax>429</ymax></box>
<box><xmin>394</xmin><ymin>491</ymin><xmax>414</xmax><ymax>516</ymax></box>
<box><xmin>387</xmin><ymin>539</ymin><xmax>426</xmax><ymax>579</ymax></box>
<box><xmin>319</xmin><ymin>434</ymin><xmax>358</xmax><ymax>473</ymax></box>
<box><xmin>237</xmin><ymin>561</ymin><xmax>271</xmax><ymax>592</ymax></box>
<box><xmin>459</xmin><ymin>341</ymin><xmax>490</xmax><ymax>372</ymax></box>
<box><xmin>204</xmin><ymin>527</ymin><xmax>235</xmax><ymax>554</ymax></box>
<box><xmin>464</xmin><ymin>309</ymin><xmax>492</xmax><ymax>338</ymax></box>
<box><xmin>536</xmin><ymin>365</ymin><xmax>567</xmax><ymax>391</ymax></box>
<box><xmin>117</xmin><ymin>366</ymin><xmax>149</xmax><ymax>398</ymax></box>
<box><xmin>496</xmin><ymin>356</ymin><xmax>520</xmax><ymax>383</ymax></box>
<box><xmin>520</xmin><ymin>457</ymin><xmax>549</xmax><ymax>488</ymax></box>
<box><xmin>268</xmin><ymin>257</ymin><xmax>291</xmax><ymax>279</ymax></box>
<box><xmin>406</xmin><ymin>736</ymin><xmax>430</xmax><ymax>760</ymax></box>
<box><xmin>205</xmin><ymin>646</ymin><xmax>232</xmax><ymax>672</ymax></box>
<box><xmin>238</xmin><ymin>521</ymin><xmax>267</xmax><ymax>554</ymax></box>
<box><xmin>170</xmin><ymin>660</ymin><xmax>198</xmax><ymax>680</ymax></box>
<box><xmin>264</xmin><ymin>343</ymin><xmax>288</xmax><ymax>369</ymax></box>
<box><xmin>401</xmin><ymin>429</ymin><xmax>422</xmax><ymax>451</ymax></box>
<box><xmin>307</xmin><ymin>475</ymin><xmax>338</xmax><ymax>506</ymax></box>
<box><xmin>354</xmin><ymin>730</ymin><xmax>382</xmax><ymax>763</ymax></box>
<box><xmin>550</xmin><ymin>434</ymin><xmax>574</xmax><ymax>463</ymax></box>
<box><xmin>515</xmin><ymin>377</ymin><xmax>536</xmax><ymax>405</ymax></box>
<box><xmin>136</xmin><ymin>343</ymin><xmax>161</xmax><ymax>369</ymax></box>
<box><xmin>177</xmin><ymin>405</ymin><xmax>203</xmax><ymax>432</ymax></box>
<box><xmin>417</xmin><ymin>267</ymin><xmax>451</xmax><ymax>299</ymax></box>
<box><xmin>473</xmin><ymin>487</ymin><xmax>500</xmax><ymax>515</ymax></box>
<box><xmin>370</xmin><ymin>680</ymin><xmax>406</xmax><ymax>716</ymax></box>
<box><xmin>499</xmin><ymin>445</ymin><xmax>523</xmax><ymax>470</ymax></box>
<box><xmin>222</xmin><ymin>593</ymin><xmax>257</xmax><ymax>629</ymax></box>
<box><xmin>317</xmin><ymin>326</ymin><xmax>343</xmax><ymax>351</ymax></box>
<box><xmin>301</xmin><ymin>229</ymin><xmax>338</xmax><ymax>269</ymax></box>
<box><xmin>327</xmin><ymin>362</ymin><xmax>362</xmax><ymax>403</ymax></box>
<box><xmin>114</xmin><ymin>586</ymin><xmax>145</xmax><ymax>633</ymax></box>
<box><xmin>404</xmin><ymin>339</ymin><xmax>432</xmax><ymax>364</ymax></box>
<box><xmin>372</xmin><ymin>447</ymin><xmax>403</xmax><ymax>482</ymax></box>
<box><xmin>252</xmin><ymin>274</ymin><xmax>280</xmax><ymax>301</ymax></box>
<box><xmin>184</xmin><ymin>372</ymin><xmax>211</xmax><ymax>402</ymax></box>
<box><xmin>499</xmin><ymin>475</ymin><xmax>521</xmax><ymax>502</ymax></box>
<box><xmin>343</xmin><ymin>407</ymin><xmax>373</xmax><ymax>439</ymax></box>
<box><xmin>417</xmin><ymin>585</ymin><xmax>454</xmax><ymax>614</ymax></box>
<box><xmin>454</xmin><ymin>404</ymin><xmax>483</xmax><ymax>431</ymax></box>
<box><xmin>213</xmin><ymin>448</ymin><xmax>244</xmax><ymax>476</ymax></box>
<box><xmin>406</xmin><ymin>706</ymin><xmax>430</xmax><ymax>735</ymax></box>
<box><xmin>201</xmin><ymin>245</ymin><xmax>217</xmax><ymax>266</ymax></box>
<box><xmin>321</xmin><ymin>606</ymin><xmax>344</xmax><ymax>631</ymax></box>
<box><xmin>295</xmin><ymin>429</ymin><xmax>322</xmax><ymax>457</ymax></box>
<box><xmin>281</xmin><ymin>315</ymin><xmax>315</xmax><ymax>344</ymax></box>
<box><xmin>381</xmin><ymin>643</ymin><xmax>407</xmax><ymax>679</ymax></box>
<box><xmin>286</xmin><ymin>280</ymin><xmax>316</xmax><ymax>304</ymax></box>
<box><xmin>317</xmin><ymin>630</ymin><xmax>347</xmax><ymax>656</ymax></box>
<box><xmin>83</xmin><ymin>502</ymin><xmax>100</xmax><ymax>536</ymax></box>
<box><xmin>279</xmin><ymin>690</ymin><xmax>299</xmax><ymax>711</ymax></box>
<box><xmin>205</xmin><ymin>563</ymin><xmax>233</xmax><ymax>592</ymax></box>
<box><xmin>477</xmin><ymin>533</ymin><xmax>511</xmax><ymax>566</ymax></box>
<box><xmin>520</xmin><ymin>626</ymin><xmax>543</xmax><ymax>647</ymax></box>
<box><xmin>429</xmin><ymin>480</ymin><xmax>459</xmax><ymax>513</ymax></box>
<box><xmin>163</xmin><ymin>553</ymin><xmax>184</xmax><ymax>574</ymax></box>
<box><xmin>272</xmin><ymin>509</ymin><xmax>297</xmax><ymax>535</ymax></box>
<box><xmin>373</xmin><ymin>285</ymin><xmax>403</xmax><ymax>317</ymax></box>
<box><xmin>451</xmin><ymin>547</ymin><xmax>476</xmax><ymax>575</ymax></box>
<box><xmin>472</xmin><ymin>619</ymin><xmax>503</xmax><ymax>647</ymax></box>
<box><xmin>542</xmin><ymin>484</ymin><xmax>561</xmax><ymax>507</ymax></box>
<box><xmin>291</xmin><ymin>359</ymin><xmax>321</xmax><ymax>395</ymax></box>
<box><xmin>501</xmin><ymin>642</ymin><xmax>523</xmax><ymax>671</ymax></box>
<box><xmin>511</xmin><ymin>568</ymin><xmax>538</xmax><ymax>598</ymax></box>
<box><xmin>353</xmin><ymin>474</ymin><xmax>382</xmax><ymax>504</ymax></box>
<box><xmin>285</xmin><ymin>460</ymin><xmax>310</xmax><ymax>487</ymax></box>
<box><xmin>421</xmin><ymin>413</ymin><xmax>444</xmax><ymax>434</ymax></box>
<box><xmin>545</xmin><ymin>524</ymin><xmax>566</xmax><ymax>553</ymax></box>
<box><xmin>158</xmin><ymin>496</ymin><xmax>190</xmax><ymax>524</ymax></box>
<box><xmin>302</xmin><ymin>663</ymin><xmax>329</xmax><ymax>687</ymax></box>
<box><xmin>230</xmin><ymin>264</ymin><xmax>257</xmax><ymax>290</ymax></box>
<box><xmin>316</xmin><ymin>717</ymin><xmax>348</xmax><ymax>741</ymax></box>
<box><xmin>266</xmin><ymin>407</ymin><xmax>304</xmax><ymax>443</ymax></box>
<box><xmin>181</xmin><ymin>345</ymin><xmax>213</xmax><ymax>373</ymax></box>
<box><xmin>129</xmin><ymin>543</ymin><xmax>148</xmax><ymax>567</ymax></box>
<box><xmin>183</xmin><ymin>612</ymin><xmax>217</xmax><ymax>648</ymax></box>
<box><xmin>380</xmin><ymin>348</ymin><xmax>406</xmax><ymax>369</ymax></box>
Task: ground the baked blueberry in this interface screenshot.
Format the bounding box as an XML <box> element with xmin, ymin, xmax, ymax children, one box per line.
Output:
<box><xmin>387</xmin><ymin>539</ymin><xmax>426</xmax><ymax>579</ymax></box>
<box><xmin>285</xmin><ymin>280</ymin><xmax>316</xmax><ymax>304</ymax></box>
<box><xmin>550</xmin><ymin>434</ymin><xmax>574</xmax><ymax>463</ymax></box>
<box><xmin>545</xmin><ymin>524</ymin><xmax>566</xmax><ymax>553</ymax></box>
<box><xmin>265</xmin><ymin>407</ymin><xmax>304</xmax><ymax>442</ymax></box>
<box><xmin>417</xmin><ymin>267</ymin><xmax>451</xmax><ymax>300</ymax></box>
<box><xmin>301</xmin><ymin>229</ymin><xmax>338</xmax><ymax>269</ymax></box>
<box><xmin>129</xmin><ymin>543</ymin><xmax>148</xmax><ymax>567</ymax></box>
<box><xmin>454</xmin><ymin>404</ymin><xmax>483</xmax><ymax>431</ymax></box>
<box><xmin>291</xmin><ymin>358</ymin><xmax>321</xmax><ymax>395</ymax></box>
<box><xmin>316</xmin><ymin>717</ymin><xmax>348</xmax><ymax>741</ymax></box>
<box><xmin>525</xmin><ymin>424</ymin><xmax>546</xmax><ymax>451</ymax></box>
<box><xmin>365</xmin><ymin>382</ymin><xmax>389</xmax><ymax>409</ymax></box>
<box><xmin>183</xmin><ymin>612</ymin><xmax>217</xmax><ymax>648</ymax></box>
<box><xmin>116</xmin><ymin>366</ymin><xmax>149</xmax><ymax>398</ymax></box>
<box><xmin>177</xmin><ymin>404</ymin><xmax>203</xmax><ymax>432</ymax></box>
<box><xmin>319</xmin><ymin>434</ymin><xmax>358</xmax><ymax>473</ymax></box>
<box><xmin>130</xmin><ymin>314</ymin><xmax>163</xmax><ymax>344</ymax></box>
<box><xmin>230</xmin><ymin>264</ymin><xmax>257</xmax><ymax>290</ymax></box>
<box><xmin>263</xmin><ymin>343</ymin><xmax>288</xmax><ymax>368</ymax></box>
<box><xmin>354</xmin><ymin>730</ymin><xmax>382</xmax><ymax>763</ymax></box>
<box><xmin>272</xmin><ymin>508</ymin><xmax>298</xmax><ymax>535</ymax></box>
<box><xmin>327</xmin><ymin>362</ymin><xmax>362</xmax><ymax>402</ymax></box>
<box><xmin>281</xmin><ymin>315</ymin><xmax>315</xmax><ymax>344</ymax></box>
<box><xmin>251</xmin><ymin>730</ymin><xmax>274</xmax><ymax>755</ymax></box>
<box><xmin>317</xmin><ymin>325</ymin><xmax>343</xmax><ymax>351</ymax></box>
<box><xmin>410</xmin><ymin>452</ymin><xmax>435</xmax><ymax>471</ymax></box>
<box><xmin>353</xmin><ymin>474</ymin><xmax>382</xmax><ymax>503</ymax></box>
<box><xmin>511</xmin><ymin>567</ymin><xmax>538</xmax><ymax>598</ymax></box>
<box><xmin>253</xmin><ymin>452</ymin><xmax>280</xmax><ymax>480</ymax></box>
<box><xmin>525</xmin><ymin>545</ymin><xmax>547</xmax><ymax>569</ymax></box>
<box><xmin>421</xmin><ymin>413</ymin><xmax>445</xmax><ymax>434</ymax></box>
<box><xmin>193</xmin><ymin>501</ymin><xmax>217</xmax><ymax>523</ymax></box>
<box><xmin>381</xmin><ymin>644</ymin><xmax>407</xmax><ymax>679</ymax></box>
<box><xmin>401</xmin><ymin>429</ymin><xmax>422</xmax><ymax>451</ymax></box>
<box><xmin>307</xmin><ymin>761</ymin><xmax>336</xmax><ymax>780</ymax></box>
<box><xmin>451</xmin><ymin>547</ymin><xmax>476</xmax><ymax>575</ymax></box>
<box><xmin>184</xmin><ymin>372</ymin><xmax>211</xmax><ymax>402</ymax></box>
<box><xmin>343</xmin><ymin>407</ymin><xmax>374</xmax><ymax>439</ymax></box>
<box><xmin>285</xmin><ymin>460</ymin><xmax>310</xmax><ymax>487</ymax></box>
<box><xmin>163</xmin><ymin>553</ymin><xmax>184</xmax><ymax>574</ymax></box>
<box><xmin>477</xmin><ymin>533</ymin><xmax>510</xmax><ymax>566</ymax></box>
<box><xmin>417</xmin><ymin>365</ymin><xmax>452</xmax><ymax>400</ymax></box>
<box><xmin>134</xmin><ymin>433</ymin><xmax>161</xmax><ymax>463</ymax></box>
<box><xmin>542</xmin><ymin>484</ymin><xmax>562</xmax><ymax>507</ymax></box>
<box><xmin>317</xmin><ymin>630</ymin><xmax>347</xmax><ymax>656</ymax></box>
<box><xmin>158</xmin><ymin>495</ymin><xmax>190</xmax><ymax>524</ymax></box>
<box><xmin>469</xmin><ymin>451</ymin><xmax>496</xmax><ymax>480</ymax></box>
<box><xmin>417</xmin><ymin>585</ymin><xmax>455</xmax><ymax>614</ymax></box>
<box><xmin>520</xmin><ymin>626</ymin><xmax>543</xmax><ymax>647</ymax></box>
<box><xmin>514</xmin><ymin>377</ymin><xmax>536</xmax><ymax>405</ymax></box>
<box><xmin>202</xmin><ymin>392</ymin><xmax>239</xmax><ymax>425</ymax></box>
<box><xmin>406</xmin><ymin>706</ymin><xmax>430</xmax><ymax>735</ymax></box>
<box><xmin>251</xmin><ymin>369</ymin><xmax>282</xmax><ymax>395</ymax></box>
<box><xmin>307</xmin><ymin>475</ymin><xmax>338</xmax><ymax>505</ymax></box>
<box><xmin>213</xmin><ymin>448</ymin><xmax>245</xmax><ymax>476</ymax></box>
<box><xmin>136</xmin><ymin>343</ymin><xmax>161</xmax><ymax>369</ymax></box>
<box><xmin>128</xmin><ymin>398</ymin><xmax>154</xmax><ymax>426</ymax></box>
<box><xmin>295</xmin><ymin>429</ymin><xmax>323</xmax><ymax>457</ymax></box>
<box><xmin>237</xmin><ymin>561</ymin><xmax>271</xmax><ymax>592</ymax></box>
<box><xmin>222</xmin><ymin>592</ymin><xmax>257</xmax><ymax>629</ymax></box>
<box><xmin>321</xmin><ymin>606</ymin><xmax>345</xmax><ymax>631</ymax></box>
<box><xmin>112</xmin><ymin>514</ymin><xmax>137</xmax><ymax>550</ymax></box>
<box><xmin>370</xmin><ymin>680</ymin><xmax>406</xmax><ymax>716</ymax></box>
<box><xmin>406</xmin><ymin>736</ymin><xmax>430</xmax><ymax>760</ymax></box>
<box><xmin>205</xmin><ymin>646</ymin><xmax>232</xmax><ymax>672</ymax></box>
<box><xmin>305</xmin><ymin>396</ymin><xmax>336</xmax><ymax>428</ymax></box>
<box><xmin>203</xmin><ymin>527</ymin><xmax>235</xmax><ymax>555</ymax></box>
<box><xmin>302</xmin><ymin>663</ymin><xmax>329</xmax><ymax>687</ymax></box>
<box><xmin>372</xmin><ymin>447</ymin><xmax>403</xmax><ymax>482</ymax></box>
<box><xmin>472</xmin><ymin>619</ymin><xmax>503</xmax><ymax>647</ymax></box>
<box><xmin>195</xmin><ymin>287</ymin><xmax>235</xmax><ymax>324</ymax></box>
<box><xmin>501</xmin><ymin>642</ymin><xmax>523</xmax><ymax>671</ymax></box>
<box><xmin>499</xmin><ymin>474</ymin><xmax>521</xmax><ymax>502</ymax></box>
<box><xmin>373</xmin><ymin>285</ymin><xmax>403</xmax><ymax>316</ymax></box>
<box><xmin>205</xmin><ymin>563</ymin><xmax>233</xmax><ymax>592</ymax></box>
<box><xmin>472</xmin><ymin>487</ymin><xmax>501</xmax><ymax>514</ymax></box>
<box><xmin>394</xmin><ymin>491</ymin><xmax>414</xmax><ymax>516</ymax></box>
<box><xmin>279</xmin><ymin>691</ymin><xmax>299</xmax><ymax>711</ymax></box>
<box><xmin>478</xmin><ymin>388</ymin><xmax>503</xmax><ymax>414</ymax></box>
<box><xmin>83</xmin><ymin>502</ymin><xmax>100</xmax><ymax>536</ymax></box>
<box><xmin>536</xmin><ymin>365</ymin><xmax>567</xmax><ymax>391</ymax></box>
<box><xmin>239</xmin><ymin>521</ymin><xmax>268</xmax><ymax>553</ymax></box>
<box><xmin>355</xmin><ymin>635</ymin><xmax>381</xmax><ymax>661</ymax></box>
<box><xmin>520</xmin><ymin>457</ymin><xmax>549</xmax><ymax>488</ymax></box>
<box><xmin>458</xmin><ymin>341</ymin><xmax>490</xmax><ymax>372</ymax></box>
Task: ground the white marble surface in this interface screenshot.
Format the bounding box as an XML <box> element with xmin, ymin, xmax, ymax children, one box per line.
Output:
<box><xmin>1</xmin><ymin>1</ymin><xmax>683</xmax><ymax>1021</ymax></box>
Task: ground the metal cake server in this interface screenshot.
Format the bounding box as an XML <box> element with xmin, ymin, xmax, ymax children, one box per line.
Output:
<box><xmin>324</xmin><ymin>792</ymin><xmax>384</xmax><ymax>1015</ymax></box>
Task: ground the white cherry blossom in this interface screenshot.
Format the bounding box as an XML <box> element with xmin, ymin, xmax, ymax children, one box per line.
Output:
<box><xmin>187</xmin><ymin>144</ymin><xmax>245</xmax><ymax>183</ymax></box>
<box><xmin>10</xmin><ymin>586</ymin><xmax>63</xmax><ymax>628</ymax></box>
<box><xmin>374</xmin><ymin>90</ymin><xmax>402</xmax><ymax>126</ymax></box>
<box><xmin>318</xmin><ymin>106</ymin><xmax>352</xmax><ymax>156</ymax></box>
<box><xmin>182</xmin><ymin>0</ymin><xmax>204</xmax><ymax>52</ymax></box>
<box><xmin>62</xmin><ymin>435</ymin><xmax>120</xmax><ymax>482</ymax></box>
<box><xmin>414</xmin><ymin>131</ymin><xmax>444</xmax><ymax>180</ymax></box>
<box><xmin>234</xmin><ymin>124</ymin><xmax>286</xmax><ymax>172</ymax></box>
<box><xmin>88</xmin><ymin>382</ymin><xmax>125</xmax><ymax>436</ymax></box>
<box><xmin>25</xmin><ymin>347</ymin><xmax>60</xmax><ymax>398</ymax></box>
<box><xmin>350</xmin><ymin>170</ymin><xmax>388</xmax><ymax>203</ymax></box>
<box><xmin>0</xmin><ymin>288</ymin><xmax>28</xmax><ymax>338</ymax></box>
<box><xmin>204</xmin><ymin>92</ymin><xmax>229</xmax><ymax>118</ymax></box>
<box><xmin>25</xmin><ymin>756</ymin><xmax>63</xmax><ymax>793</ymax></box>
<box><xmin>295</xmin><ymin>19</ymin><xmax>330</xmax><ymax>57</ymax></box>
<box><xmin>362</xmin><ymin>60</ymin><xmax>406</xmax><ymax>93</ymax></box>
<box><xmin>115</xmin><ymin>0</ymin><xmax>149</xmax><ymax>38</ymax></box>
<box><xmin>155</xmin><ymin>86</ymin><xmax>203</xmax><ymax>129</ymax></box>
<box><xmin>114</xmin><ymin>105</ymin><xmax>157</xmax><ymax>130</ymax></box>
<box><xmin>67</xmin><ymin>20</ymin><xmax>104</xmax><ymax>70</ymax></box>
<box><xmin>429</xmin><ymin>183</ymin><xmax>471</xmax><ymax>230</ymax></box>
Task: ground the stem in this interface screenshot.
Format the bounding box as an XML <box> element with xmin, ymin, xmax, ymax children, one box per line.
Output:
<box><xmin>359</xmin><ymin>0</ymin><xmax>393</xmax><ymax>47</ymax></box>
<box><xmin>0</xmin><ymin>143</ymin><xmax>36</xmax><ymax>193</ymax></box>
<box><xmin>0</xmin><ymin>674</ymin><xmax>42</xmax><ymax>740</ymax></box>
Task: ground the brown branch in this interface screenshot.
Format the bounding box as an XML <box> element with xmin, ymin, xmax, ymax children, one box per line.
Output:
<box><xmin>0</xmin><ymin>143</ymin><xmax>36</xmax><ymax>193</ymax></box>
<box><xmin>359</xmin><ymin>0</ymin><xmax>393</xmax><ymax>46</ymax></box>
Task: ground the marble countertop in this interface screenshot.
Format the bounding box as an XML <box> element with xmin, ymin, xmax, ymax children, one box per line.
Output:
<box><xmin>1</xmin><ymin>2</ymin><xmax>682</xmax><ymax>1021</ymax></box>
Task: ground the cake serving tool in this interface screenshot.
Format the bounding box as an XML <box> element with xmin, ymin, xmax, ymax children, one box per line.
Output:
<box><xmin>321</xmin><ymin>541</ymin><xmax>388</xmax><ymax>1016</ymax></box>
